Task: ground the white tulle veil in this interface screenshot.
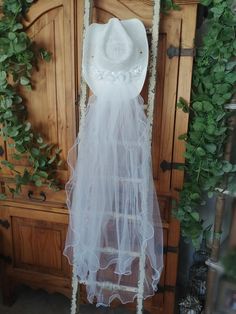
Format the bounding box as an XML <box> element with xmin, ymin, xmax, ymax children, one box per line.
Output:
<box><xmin>64</xmin><ymin>17</ymin><xmax>163</xmax><ymax>307</ymax></box>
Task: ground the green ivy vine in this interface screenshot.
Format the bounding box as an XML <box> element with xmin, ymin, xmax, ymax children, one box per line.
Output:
<box><xmin>175</xmin><ymin>0</ymin><xmax>236</xmax><ymax>247</ymax></box>
<box><xmin>222</xmin><ymin>248</ymin><xmax>236</xmax><ymax>280</ymax></box>
<box><xmin>0</xmin><ymin>0</ymin><xmax>62</xmax><ymax>199</ymax></box>
<box><xmin>161</xmin><ymin>0</ymin><xmax>180</xmax><ymax>13</ymax></box>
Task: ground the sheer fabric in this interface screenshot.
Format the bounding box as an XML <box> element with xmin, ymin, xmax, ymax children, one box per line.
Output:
<box><xmin>64</xmin><ymin>77</ymin><xmax>163</xmax><ymax>306</ymax></box>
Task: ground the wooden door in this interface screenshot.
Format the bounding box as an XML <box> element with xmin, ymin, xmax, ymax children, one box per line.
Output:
<box><xmin>12</xmin><ymin>217</ymin><xmax>68</xmax><ymax>276</ymax></box>
<box><xmin>0</xmin><ymin>0</ymin><xmax>77</xmax><ymax>205</ymax></box>
<box><xmin>0</xmin><ymin>204</ymin><xmax>71</xmax><ymax>302</ymax></box>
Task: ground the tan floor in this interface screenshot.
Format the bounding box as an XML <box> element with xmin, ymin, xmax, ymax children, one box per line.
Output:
<box><xmin>0</xmin><ymin>286</ymin><xmax>139</xmax><ymax>314</ymax></box>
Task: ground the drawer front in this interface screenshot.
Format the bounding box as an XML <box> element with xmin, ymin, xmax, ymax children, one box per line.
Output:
<box><xmin>4</xmin><ymin>183</ymin><xmax>67</xmax><ymax>207</ymax></box>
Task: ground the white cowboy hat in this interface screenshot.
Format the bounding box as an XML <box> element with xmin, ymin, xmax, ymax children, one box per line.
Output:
<box><xmin>82</xmin><ymin>18</ymin><xmax>149</xmax><ymax>98</ymax></box>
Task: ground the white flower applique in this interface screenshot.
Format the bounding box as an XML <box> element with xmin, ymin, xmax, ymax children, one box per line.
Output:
<box><xmin>89</xmin><ymin>64</ymin><xmax>143</xmax><ymax>83</ymax></box>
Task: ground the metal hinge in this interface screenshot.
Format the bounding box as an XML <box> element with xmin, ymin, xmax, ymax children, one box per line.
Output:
<box><xmin>160</xmin><ymin>160</ymin><xmax>184</xmax><ymax>172</ymax></box>
<box><xmin>164</xmin><ymin>246</ymin><xmax>178</xmax><ymax>254</ymax></box>
<box><xmin>0</xmin><ymin>219</ymin><xmax>10</xmax><ymax>229</ymax></box>
<box><xmin>0</xmin><ymin>254</ymin><xmax>12</xmax><ymax>264</ymax></box>
<box><xmin>167</xmin><ymin>45</ymin><xmax>196</xmax><ymax>59</ymax></box>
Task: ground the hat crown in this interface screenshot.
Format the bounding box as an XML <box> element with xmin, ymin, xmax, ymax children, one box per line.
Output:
<box><xmin>101</xmin><ymin>18</ymin><xmax>133</xmax><ymax>66</ymax></box>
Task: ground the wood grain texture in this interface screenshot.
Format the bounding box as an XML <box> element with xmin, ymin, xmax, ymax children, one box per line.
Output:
<box><xmin>1</xmin><ymin>0</ymin><xmax>77</xmax><ymax>190</ymax></box>
<box><xmin>4</xmin><ymin>182</ymin><xmax>67</xmax><ymax>206</ymax></box>
<box><xmin>0</xmin><ymin>204</ymin><xmax>71</xmax><ymax>302</ymax></box>
<box><xmin>153</xmin><ymin>17</ymin><xmax>181</xmax><ymax>194</ymax></box>
<box><xmin>93</xmin><ymin>0</ymin><xmax>199</xmax><ymax>27</ymax></box>
<box><xmin>93</xmin><ymin>0</ymin><xmax>153</xmax><ymax>27</ymax></box>
<box><xmin>6</xmin><ymin>268</ymin><xmax>72</xmax><ymax>298</ymax></box>
<box><xmin>1</xmin><ymin>199</ymin><xmax>68</xmax><ymax>212</ymax></box>
<box><xmin>171</xmin><ymin>4</ymin><xmax>198</xmax><ymax>195</ymax></box>
<box><xmin>12</xmin><ymin>216</ymin><xmax>69</xmax><ymax>275</ymax></box>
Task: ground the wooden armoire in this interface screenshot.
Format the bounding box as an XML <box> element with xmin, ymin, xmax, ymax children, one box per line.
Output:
<box><xmin>0</xmin><ymin>1</ymin><xmax>198</xmax><ymax>313</ymax></box>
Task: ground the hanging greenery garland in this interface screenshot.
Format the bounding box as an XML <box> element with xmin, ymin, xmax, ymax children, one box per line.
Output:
<box><xmin>0</xmin><ymin>0</ymin><xmax>62</xmax><ymax>199</ymax></box>
<box><xmin>175</xmin><ymin>0</ymin><xmax>236</xmax><ymax>247</ymax></box>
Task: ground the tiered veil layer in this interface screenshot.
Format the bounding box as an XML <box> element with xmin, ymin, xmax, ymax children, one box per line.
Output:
<box><xmin>64</xmin><ymin>84</ymin><xmax>163</xmax><ymax>306</ymax></box>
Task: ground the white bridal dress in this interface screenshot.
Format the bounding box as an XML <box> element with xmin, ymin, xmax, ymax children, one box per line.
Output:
<box><xmin>64</xmin><ymin>63</ymin><xmax>163</xmax><ymax>307</ymax></box>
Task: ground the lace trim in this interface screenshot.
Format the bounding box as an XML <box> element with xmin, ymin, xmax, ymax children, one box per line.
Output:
<box><xmin>89</xmin><ymin>64</ymin><xmax>143</xmax><ymax>83</ymax></box>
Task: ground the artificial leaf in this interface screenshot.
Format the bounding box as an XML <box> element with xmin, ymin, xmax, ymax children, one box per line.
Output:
<box><xmin>20</xmin><ymin>76</ymin><xmax>30</xmax><ymax>86</ymax></box>
<box><xmin>0</xmin><ymin>193</ymin><xmax>7</xmax><ymax>200</ymax></box>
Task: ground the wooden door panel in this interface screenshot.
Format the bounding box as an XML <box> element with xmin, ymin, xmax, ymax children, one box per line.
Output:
<box><xmin>1</xmin><ymin>0</ymin><xmax>76</xmax><ymax>184</ymax></box>
<box><xmin>11</xmin><ymin>216</ymin><xmax>69</xmax><ymax>276</ymax></box>
<box><xmin>7</xmin><ymin>6</ymin><xmax>65</xmax><ymax>167</ymax></box>
<box><xmin>0</xmin><ymin>204</ymin><xmax>72</xmax><ymax>302</ymax></box>
<box><xmin>157</xmin><ymin>194</ymin><xmax>172</xmax><ymax>223</ymax></box>
<box><xmin>152</xmin><ymin>18</ymin><xmax>181</xmax><ymax>194</ymax></box>
<box><xmin>93</xmin><ymin>0</ymin><xmax>153</xmax><ymax>27</ymax></box>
